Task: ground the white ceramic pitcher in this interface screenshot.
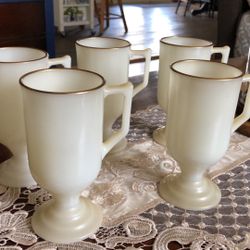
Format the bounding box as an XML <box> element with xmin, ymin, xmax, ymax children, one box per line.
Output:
<box><xmin>20</xmin><ymin>68</ymin><xmax>133</xmax><ymax>243</ymax></box>
<box><xmin>158</xmin><ymin>59</ymin><xmax>250</xmax><ymax>210</ymax></box>
<box><xmin>153</xmin><ymin>36</ymin><xmax>230</xmax><ymax>146</ymax></box>
<box><xmin>0</xmin><ymin>47</ymin><xmax>71</xmax><ymax>187</ymax></box>
<box><xmin>76</xmin><ymin>37</ymin><xmax>151</xmax><ymax>153</ymax></box>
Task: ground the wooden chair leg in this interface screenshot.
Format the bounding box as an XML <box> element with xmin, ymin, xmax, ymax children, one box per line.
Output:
<box><xmin>105</xmin><ymin>0</ymin><xmax>110</xmax><ymax>29</ymax></box>
<box><xmin>94</xmin><ymin>0</ymin><xmax>101</xmax><ymax>25</ymax></box>
<box><xmin>117</xmin><ymin>0</ymin><xmax>128</xmax><ymax>33</ymax></box>
<box><xmin>175</xmin><ymin>0</ymin><xmax>182</xmax><ymax>14</ymax></box>
<box><xmin>184</xmin><ymin>0</ymin><xmax>192</xmax><ymax>16</ymax></box>
<box><xmin>99</xmin><ymin>0</ymin><xmax>106</xmax><ymax>34</ymax></box>
<box><xmin>208</xmin><ymin>0</ymin><xmax>215</xmax><ymax>18</ymax></box>
<box><xmin>96</xmin><ymin>0</ymin><xmax>127</xmax><ymax>33</ymax></box>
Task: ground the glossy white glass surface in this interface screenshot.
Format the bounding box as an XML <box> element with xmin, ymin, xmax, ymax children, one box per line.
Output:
<box><xmin>76</xmin><ymin>37</ymin><xmax>151</xmax><ymax>153</ymax></box>
<box><xmin>20</xmin><ymin>68</ymin><xmax>132</xmax><ymax>243</ymax></box>
<box><xmin>153</xmin><ymin>36</ymin><xmax>230</xmax><ymax>146</ymax></box>
<box><xmin>158</xmin><ymin>59</ymin><xmax>250</xmax><ymax>210</ymax></box>
<box><xmin>0</xmin><ymin>47</ymin><xmax>71</xmax><ymax>187</ymax></box>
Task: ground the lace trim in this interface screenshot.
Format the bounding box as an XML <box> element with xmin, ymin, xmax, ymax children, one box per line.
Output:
<box><xmin>0</xmin><ymin>105</ymin><xmax>249</xmax><ymax>249</ymax></box>
<box><xmin>153</xmin><ymin>226</ymin><xmax>237</xmax><ymax>250</ymax></box>
<box><xmin>153</xmin><ymin>227</ymin><xmax>250</xmax><ymax>249</ymax></box>
<box><xmin>0</xmin><ymin>186</ymin><xmax>20</xmax><ymax>211</ymax></box>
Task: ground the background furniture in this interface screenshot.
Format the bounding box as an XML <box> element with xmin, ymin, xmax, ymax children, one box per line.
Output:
<box><xmin>0</xmin><ymin>0</ymin><xmax>55</xmax><ymax>57</ymax></box>
<box><xmin>175</xmin><ymin>0</ymin><xmax>216</xmax><ymax>17</ymax></box>
<box><xmin>175</xmin><ymin>0</ymin><xmax>194</xmax><ymax>16</ymax></box>
<box><xmin>191</xmin><ymin>0</ymin><xmax>216</xmax><ymax>17</ymax></box>
<box><xmin>95</xmin><ymin>0</ymin><xmax>127</xmax><ymax>34</ymax></box>
<box><xmin>53</xmin><ymin>0</ymin><xmax>95</xmax><ymax>36</ymax></box>
<box><xmin>217</xmin><ymin>0</ymin><xmax>250</xmax><ymax>57</ymax></box>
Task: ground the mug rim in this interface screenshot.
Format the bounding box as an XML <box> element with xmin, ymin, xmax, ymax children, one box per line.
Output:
<box><xmin>75</xmin><ymin>36</ymin><xmax>131</xmax><ymax>49</ymax></box>
<box><xmin>19</xmin><ymin>68</ymin><xmax>106</xmax><ymax>95</ymax></box>
<box><xmin>160</xmin><ymin>35</ymin><xmax>213</xmax><ymax>48</ymax></box>
<box><xmin>171</xmin><ymin>59</ymin><xmax>244</xmax><ymax>80</ymax></box>
<box><xmin>0</xmin><ymin>47</ymin><xmax>48</xmax><ymax>63</ymax></box>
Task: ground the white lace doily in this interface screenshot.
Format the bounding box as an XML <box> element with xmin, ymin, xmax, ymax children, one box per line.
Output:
<box><xmin>0</xmin><ymin>105</ymin><xmax>249</xmax><ymax>249</ymax></box>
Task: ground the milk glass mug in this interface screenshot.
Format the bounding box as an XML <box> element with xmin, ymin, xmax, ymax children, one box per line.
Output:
<box><xmin>0</xmin><ymin>47</ymin><xmax>71</xmax><ymax>187</ymax></box>
<box><xmin>153</xmin><ymin>36</ymin><xmax>230</xmax><ymax>145</ymax></box>
<box><xmin>20</xmin><ymin>68</ymin><xmax>133</xmax><ymax>243</ymax></box>
<box><xmin>76</xmin><ymin>37</ymin><xmax>151</xmax><ymax>153</ymax></box>
<box><xmin>158</xmin><ymin>59</ymin><xmax>250</xmax><ymax>210</ymax></box>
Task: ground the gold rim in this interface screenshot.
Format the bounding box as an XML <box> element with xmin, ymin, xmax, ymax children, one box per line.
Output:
<box><xmin>0</xmin><ymin>47</ymin><xmax>48</xmax><ymax>63</ymax></box>
<box><xmin>19</xmin><ymin>68</ymin><xmax>105</xmax><ymax>95</ymax></box>
<box><xmin>76</xmin><ymin>36</ymin><xmax>131</xmax><ymax>49</ymax></box>
<box><xmin>170</xmin><ymin>59</ymin><xmax>244</xmax><ymax>80</ymax></box>
<box><xmin>160</xmin><ymin>36</ymin><xmax>213</xmax><ymax>48</ymax></box>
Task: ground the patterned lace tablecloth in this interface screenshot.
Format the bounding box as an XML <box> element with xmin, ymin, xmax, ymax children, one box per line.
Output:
<box><xmin>0</xmin><ymin>105</ymin><xmax>249</xmax><ymax>249</ymax></box>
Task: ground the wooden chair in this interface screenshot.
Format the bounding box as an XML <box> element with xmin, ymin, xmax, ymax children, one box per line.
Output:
<box><xmin>176</xmin><ymin>0</ymin><xmax>216</xmax><ymax>17</ymax></box>
<box><xmin>175</xmin><ymin>0</ymin><xmax>193</xmax><ymax>16</ymax></box>
<box><xmin>175</xmin><ymin>0</ymin><xmax>202</xmax><ymax>16</ymax></box>
<box><xmin>95</xmin><ymin>0</ymin><xmax>128</xmax><ymax>34</ymax></box>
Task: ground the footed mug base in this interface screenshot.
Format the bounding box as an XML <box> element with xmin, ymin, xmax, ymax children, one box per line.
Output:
<box><xmin>31</xmin><ymin>196</ymin><xmax>103</xmax><ymax>243</ymax></box>
<box><xmin>153</xmin><ymin>127</ymin><xmax>167</xmax><ymax>146</ymax></box>
<box><xmin>109</xmin><ymin>137</ymin><xmax>127</xmax><ymax>155</ymax></box>
<box><xmin>158</xmin><ymin>173</ymin><xmax>221</xmax><ymax>210</ymax></box>
<box><xmin>0</xmin><ymin>160</ymin><xmax>36</xmax><ymax>187</ymax></box>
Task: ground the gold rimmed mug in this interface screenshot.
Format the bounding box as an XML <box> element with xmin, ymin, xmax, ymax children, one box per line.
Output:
<box><xmin>0</xmin><ymin>47</ymin><xmax>71</xmax><ymax>187</ymax></box>
<box><xmin>20</xmin><ymin>68</ymin><xmax>133</xmax><ymax>243</ymax></box>
<box><xmin>158</xmin><ymin>59</ymin><xmax>250</xmax><ymax>210</ymax></box>
<box><xmin>76</xmin><ymin>37</ymin><xmax>152</xmax><ymax>154</ymax></box>
<box><xmin>154</xmin><ymin>36</ymin><xmax>230</xmax><ymax>146</ymax></box>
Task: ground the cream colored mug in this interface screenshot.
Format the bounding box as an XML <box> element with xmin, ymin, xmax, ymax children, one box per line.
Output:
<box><xmin>153</xmin><ymin>36</ymin><xmax>230</xmax><ymax>145</ymax></box>
<box><xmin>76</xmin><ymin>37</ymin><xmax>152</xmax><ymax>153</ymax></box>
<box><xmin>0</xmin><ymin>47</ymin><xmax>71</xmax><ymax>187</ymax></box>
<box><xmin>158</xmin><ymin>59</ymin><xmax>250</xmax><ymax>210</ymax></box>
<box><xmin>20</xmin><ymin>68</ymin><xmax>133</xmax><ymax>243</ymax></box>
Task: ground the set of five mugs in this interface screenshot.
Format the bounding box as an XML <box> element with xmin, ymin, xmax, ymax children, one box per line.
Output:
<box><xmin>0</xmin><ymin>35</ymin><xmax>230</xmax><ymax>188</ymax></box>
<box><xmin>2</xmin><ymin>36</ymin><xmax>249</xmax><ymax>243</ymax></box>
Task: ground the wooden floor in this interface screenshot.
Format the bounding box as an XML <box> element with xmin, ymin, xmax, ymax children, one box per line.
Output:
<box><xmin>55</xmin><ymin>2</ymin><xmax>217</xmax><ymax>67</ymax></box>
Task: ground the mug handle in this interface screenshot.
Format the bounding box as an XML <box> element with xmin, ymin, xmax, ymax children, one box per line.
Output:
<box><xmin>102</xmin><ymin>82</ymin><xmax>133</xmax><ymax>158</ymax></box>
<box><xmin>129</xmin><ymin>48</ymin><xmax>152</xmax><ymax>97</ymax></box>
<box><xmin>232</xmin><ymin>74</ymin><xmax>250</xmax><ymax>132</ymax></box>
<box><xmin>48</xmin><ymin>55</ymin><xmax>71</xmax><ymax>68</ymax></box>
<box><xmin>210</xmin><ymin>46</ymin><xmax>230</xmax><ymax>63</ymax></box>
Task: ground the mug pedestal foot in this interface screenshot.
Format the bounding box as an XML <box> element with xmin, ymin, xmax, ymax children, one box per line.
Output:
<box><xmin>0</xmin><ymin>161</ymin><xmax>36</xmax><ymax>187</ymax></box>
<box><xmin>109</xmin><ymin>137</ymin><xmax>127</xmax><ymax>155</ymax></box>
<box><xmin>158</xmin><ymin>173</ymin><xmax>221</xmax><ymax>210</ymax></box>
<box><xmin>153</xmin><ymin>127</ymin><xmax>166</xmax><ymax>146</ymax></box>
<box><xmin>31</xmin><ymin>197</ymin><xmax>102</xmax><ymax>243</ymax></box>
